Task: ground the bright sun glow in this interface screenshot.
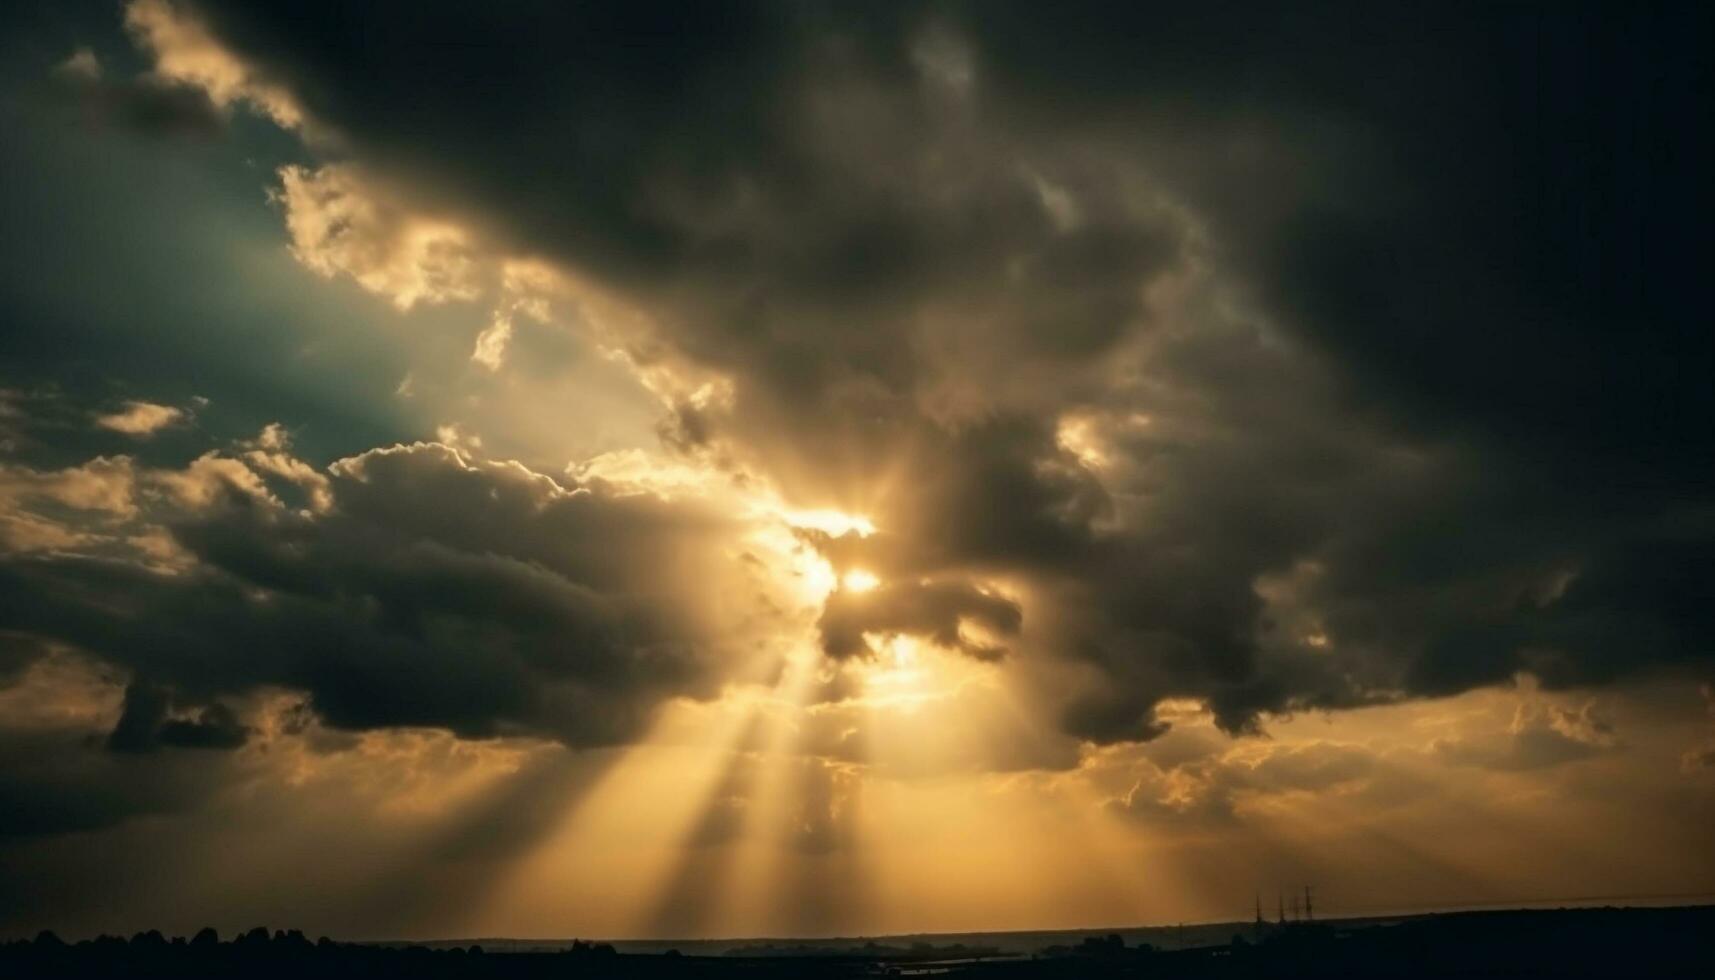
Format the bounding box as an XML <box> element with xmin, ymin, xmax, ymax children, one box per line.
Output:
<box><xmin>842</xmin><ymin>569</ymin><xmax>881</xmax><ymax>592</ymax></box>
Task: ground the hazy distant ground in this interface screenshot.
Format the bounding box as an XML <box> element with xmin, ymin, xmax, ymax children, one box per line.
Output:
<box><xmin>393</xmin><ymin>895</ymin><xmax>1715</xmax><ymax>956</ymax></box>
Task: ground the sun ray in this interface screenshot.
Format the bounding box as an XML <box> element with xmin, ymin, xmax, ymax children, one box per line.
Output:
<box><xmin>473</xmin><ymin>687</ymin><xmax>773</xmax><ymax>937</ymax></box>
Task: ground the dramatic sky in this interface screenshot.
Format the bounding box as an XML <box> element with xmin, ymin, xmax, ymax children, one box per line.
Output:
<box><xmin>2</xmin><ymin>0</ymin><xmax>1712</xmax><ymax>940</ymax></box>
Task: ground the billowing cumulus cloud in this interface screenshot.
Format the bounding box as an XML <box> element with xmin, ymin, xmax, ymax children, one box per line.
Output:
<box><xmin>0</xmin><ymin>437</ymin><xmax>768</xmax><ymax>758</ymax></box>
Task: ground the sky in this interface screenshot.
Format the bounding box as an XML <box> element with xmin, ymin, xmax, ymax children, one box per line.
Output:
<box><xmin>1</xmin><ymin>0</ymin><xmax>1712</xmax><ymax>941</ymax></box>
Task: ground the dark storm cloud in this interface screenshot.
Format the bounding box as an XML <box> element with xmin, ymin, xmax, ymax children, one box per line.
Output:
<box><xmin>0</xmin><ymin>443</ymin><xmax>742</xmax><ymax>749</ymax></box>
<box><xmin>966</xmin><ymin>2</ymin><xmax>1712</xmax><ymax>450</ymax></box>
<box><xmin>176</xmin><ymin>1</ymin><xmax>1189</xmax><ymax>427</ymax></box>
<box><xmin>92</xmin><ymin>1</ymin><xmax>1715</xmax><ymax>741</ymax></box>
<box><xmin>106</xmin><ymin>680</ymin><xmax>248</xmax><ymax>753</ymax></box>
<box><xmin>819</xmin><ymin>579</ymin><xmax>1021</xmax><ymax>661</ymax></box>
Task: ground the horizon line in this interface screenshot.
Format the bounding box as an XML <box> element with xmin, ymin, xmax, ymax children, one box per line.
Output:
<box><xmin>329</xmin><ymin>892</ymin><xmax>1715</xmax><ymax>948</ymax></box>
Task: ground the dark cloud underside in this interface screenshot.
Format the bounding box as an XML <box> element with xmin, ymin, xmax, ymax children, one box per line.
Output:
<box><xmin>2</xmin><ymin>0</ymin><xmax>1711</xmax><ymax>755</ymax></box>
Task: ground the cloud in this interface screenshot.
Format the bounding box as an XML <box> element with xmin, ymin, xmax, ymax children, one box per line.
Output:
<box><xmin>818</xmin><ymin>579</ymin><xmax>1021</xmax><ymax>662</ymax></box>
<box><xmin>1435</xmin><ymin>699</ymin><xmax>1620</xmax><ymax>772</ymax></box>
<box><xmin>94</xmin><ymin>401</ymin><xmax>185</xmax><ymax>436</ymax></box>
<box><xmin>105</xmin><ymin>0</ymin><xmax>1715</xmax><ymax>748</ymax></box>
<box><xmin>431</xmin><ymin>423</ymin><xmax>481</xmax><ymax>455</ymax></box>
<box><xmin>0</xmin><ymin>653</ymin><xmax>232</xmax><ymax>837</ymax></box>
<box><xmin>0</xmin><ymin>457</ymin><xmax>138</xmax><ymax>552</ymax></box>
<box><xmin>0</xmin><ymin>440</ymin><xmax>762</xmax><ymax>751</ymax></box>
<box><xmin>123</xmin><ymin>0</ymin><xmax>302</xmax><ymax>129</ymax></box>
<box><xmin>1109</xmin><ymin>739</ymin><xmax>1385</xmax><ymax>831</ymax></box>
<box><xmin>469</xmin><ymin>316</ymin><xmax>511</xmax><ymax>371</ymax></box>
<box><xmin>53</xmin><ymin>48</ymin><xmax>102</xmax><ymax>83</ymax></box>
<box><xmin>467</xmin><ymin>262</ymin><xmax>559</xmax><ymax>372</ymax></box>
<box><xmin>272</xmin><ymin>165</ymin><xmax>480</xmax><ymax>311</ymax></box>
<box><xmin>106</xmin><ymin>679</ymin><xmax>248</xmax><ymax>753</ymax></box>
<box><xmin>1679</xmin><ymin>685</ymin><xmax>1715</xmax><ymax>775</ymax></box>
<box><xmin>0</xmin><ymin>650</ymin><xmax>552</xmax><ymax>856</ymax></box>
<box><xmin>151</xmin><ymin>450</ymin><xmax>273</xmax><ymax>508</ymax></box>
<box><xmin>0</xmin><ymin>456</ymin><xmax>137</xmax><ymax>518</ymax></box>
<box><xmin>232</xmin><ymin>423</ymin><xmax>332</xmax><ymax>512</ymax></box>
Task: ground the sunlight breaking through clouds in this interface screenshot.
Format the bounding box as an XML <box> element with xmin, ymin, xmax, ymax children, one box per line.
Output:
<box><xmin>0</xmin><ymin>0</ymin><xmax>1710</xmax><ymax>944</ymax></box>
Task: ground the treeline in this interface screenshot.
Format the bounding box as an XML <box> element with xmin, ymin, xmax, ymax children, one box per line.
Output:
<box><xmin>0</xmin><ymin>927</ymin><xmax>864</xmax><ymax>979</ymax></box>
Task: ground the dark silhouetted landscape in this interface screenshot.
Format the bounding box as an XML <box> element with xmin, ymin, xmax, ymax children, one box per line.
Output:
<box><xmin>7</xmin><ymin>906</ymin><xmax>1712</xmax><ymax>978</ymax></box>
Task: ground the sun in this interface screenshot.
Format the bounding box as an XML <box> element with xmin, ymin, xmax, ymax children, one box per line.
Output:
<box><xmin>842</xmin><ymin>569</ymin><xmax>881</xmax><ymax>592</ymax></box>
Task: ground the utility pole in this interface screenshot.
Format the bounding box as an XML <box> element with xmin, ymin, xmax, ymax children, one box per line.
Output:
<box><xmin>1277</xmin><ymin>890</ymin><xmax>1285</xmax><ymax>925</ymax></box>
<box><xmin>1304</xmin><ymin>885</ymin><xmax>1314</xmax><ymax>923</ymax></box>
